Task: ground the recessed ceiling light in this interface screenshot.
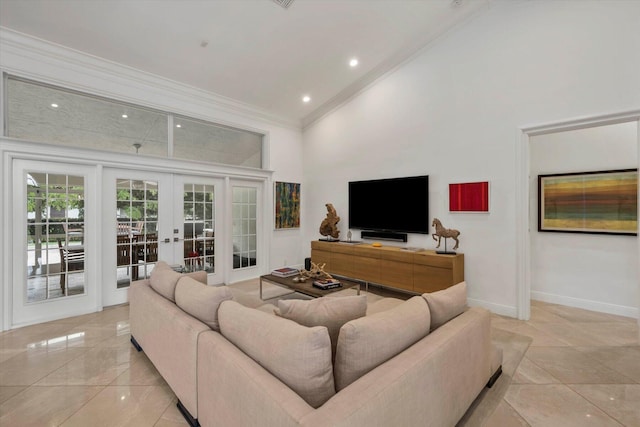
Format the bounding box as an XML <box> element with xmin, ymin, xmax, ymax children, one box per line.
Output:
<box><xmin>302</xmin><ymin>95</ymin><xmax>311</xmax><ymax>103</ymax></box>
<box><xmin>349</xmin><ymin>58</ymin><xmax>359</xmax><ymax>67</ymax></box>
<box><xmin>176</xmin><ymin>124</ymin><xmax>182</xmax><ymax>128</ymax></box>
<box><xmin>121</xmin><ymin>114</ymin><xmax>128</xmax><ymax>118</ymax></box>
<box><xmin>50</xmin><ymin>103</ymin><xmax>58</xmax><ymax>108</ymax></box>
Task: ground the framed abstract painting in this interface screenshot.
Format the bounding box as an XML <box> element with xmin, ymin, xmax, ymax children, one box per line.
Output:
<box><xmin>538</xmin><ymin>169</ymin><xmax>637</xmax><ymax>235</ymax></box>
<box><xmin>449</xmin><ymin>181</ymin><xmax>490</xmax><ymax>212</ymax></box>
<box><xmin>274</xmin><ymin>181</ymin><xmax>300</xmax><ymax>229</ymax></box>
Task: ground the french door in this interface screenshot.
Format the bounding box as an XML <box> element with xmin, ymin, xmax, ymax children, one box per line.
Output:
<box><xmin>227</xmin><ymin>179</ymin><xmax>264</xmax><ymax>284</ymax></box>
<box><xmin>9</xmin><ymin>158</ymin><xmax>266</xmax><ymax>326</ymax></box>
<box><xmin>12</xmin><ymin>159</ymin><xmax>99</xmax><ymax>327</ymax></box>
<box><xmin>102</xmin><ymin>169</ymin><xmax>224</xmax><ymax>306</ymax></box>
<box><xmin>173</xmin><ymin>174</ymin><xmax>224</xmax><ymax>283</ymax></box>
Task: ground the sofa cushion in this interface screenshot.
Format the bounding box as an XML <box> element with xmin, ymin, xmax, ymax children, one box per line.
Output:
<box><xmin>149</xmin><ymin>262</ymin><xmax>183</xmax><ymax>302</ymax></box>
<box><xmin>276</xmin><ymin>295</ymin><xmax>367</xmax><ymax>360</ymax></box>
<box><xmin>365</xmin><ymin>297</ymin><xmax>405</xmax><ymax>315</ymax></box>
<box><xmin>148</xmin><ymin>261</ymin><xmax>208</xmax><ymax>302</ymax></box>
<box><xmin>334</xmin><ymin>296</ymin><xmax>431</xmax><ymax>391</ymax></box>
<box><xmin>175</xmin><ymin>277</ymin><xmax>233</xmax><ymax>331</ymax></box>
<box><xmin>422</xmin><ymin>281</ymin><xmax>468</xmax><ymax>330</ymax></box>
<box><xmin>184</xmin><ymin>269</ymin><xmax>207</xmax><ymax>284</ymax></box>
<box><xmin>155</xmin><ymin>260</ymin><xmax>208</xmax><ymax>283</ymax></box>
<box><xmin>227</xmin><ymin>286</ymin><xmax>268</xmax><ymax>309</ymax></box>
<box><xmin>218</xmin><ymin>300</ymin><xmax>335</xmax><ymax>408</ymax></box>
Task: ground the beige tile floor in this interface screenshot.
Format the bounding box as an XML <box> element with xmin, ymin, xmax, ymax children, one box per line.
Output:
<box><xmin>0</xmin><ymin>292</ymin><xmax>638</xmax><ymax>426</ymax></box>
<box><xmin>485</xmin><ymin>300</ymin><xmax>640</xmax><ymax>427</ymax></box>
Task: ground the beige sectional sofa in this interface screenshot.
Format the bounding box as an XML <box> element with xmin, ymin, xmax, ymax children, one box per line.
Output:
<box><xmin>130</xmin><ymin>262</ymin><xmax>502</xmax><ymax>427</ymax></box>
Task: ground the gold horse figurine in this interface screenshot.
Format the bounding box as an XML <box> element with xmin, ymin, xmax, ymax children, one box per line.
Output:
<box><xmin>432</xmin><ymin>218</ymin><xmax>460</xmax><ymax>251</ymax></box>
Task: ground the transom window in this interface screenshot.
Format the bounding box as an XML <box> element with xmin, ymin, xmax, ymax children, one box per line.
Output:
<box><xmin>4</xmin><ymin>75</ymin><xmax>264</xmax><ymax>168</ymax></box>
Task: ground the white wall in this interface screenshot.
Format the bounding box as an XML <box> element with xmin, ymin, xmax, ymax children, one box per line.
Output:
<box><xmin>302</xmin><ymin>0</ymin><xmax>640</xmax><ymax>317</ymax></box>
<box><xmin>530</xmin><ymin>122</ymin><xmax>638</xmax><ymax>316</ymax></box>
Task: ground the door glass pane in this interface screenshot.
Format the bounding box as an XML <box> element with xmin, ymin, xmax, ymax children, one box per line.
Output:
<box><xmin>116</xmin><ymin>179</ymin><xmax>158</xmax><ymax>287</ymax></box>
<box><xmin>232</xmin><ymin>186</ymin><xmax>257</xmax><ymax>269</ymax></box>
<box><xmin>27</xmin><ymin>172</ymin><xmax>85</xmax><ymax>302</ymax></box>
<box><xmin>183</xmin><ymin>184</ymin><xmax>215</xmax><ymax>273</ymax></box>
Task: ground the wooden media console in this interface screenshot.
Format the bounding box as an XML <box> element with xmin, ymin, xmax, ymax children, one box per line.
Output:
<box><xmin>311</xmin><ymin>240</ymin><xmax>464</xmax><ymax>294</ymax></box>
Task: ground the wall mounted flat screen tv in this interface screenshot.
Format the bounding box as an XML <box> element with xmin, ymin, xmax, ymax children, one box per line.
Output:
<box><xmin>349</xmin><ymin>175</ymin><xmax>429</xmax><ymax>234</ymax></box>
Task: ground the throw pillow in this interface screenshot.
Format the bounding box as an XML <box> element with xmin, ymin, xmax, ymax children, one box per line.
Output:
<box><xmin>334</xmin><ymin>296</ymin><xmax>431</xmax><ymax>391</ymax></box>
<box><xmin>174</xmin><ymin>277</ymin><xmax>233</xmax><ymax>331</ymax></box>
<box><xmin>276</xmin><ymin>295</ymin><xmax>367</xmax><ymax>360</ymax></box>
<box><xmin>149</xmin><ymin>263</ymin><xmax>183</xmax><ymax>302</ymax></box>
<box><xmin>218</xmin><ymin>300</ymin><xmax>335</xmax><ymax>408</ymax></box>
<box><xmin>184</xmin><ymin>270</ymin><xmax>207</xmax><ymax>284</ymax></box>
<box><xmin>154</xmin><ymin>260</ymin><xmax>171</xmax><ymax>270</ymax></box>
<box><xmin>422</xmin><ymin>281</ymin><xmax>468</xmax><ymax>330</ymax></box>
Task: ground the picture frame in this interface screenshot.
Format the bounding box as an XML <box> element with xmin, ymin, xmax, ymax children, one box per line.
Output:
<box><xmin>449</xmin><ymin>181</ymin><xmax>490</xmax><ymax>212</ymax></box>
<box><xmin>274</xmin><ymin>181</ymin><xmax>300</xmax><ymax>229</ymax></box>
<box><xmin>538</xmin><ymin>169</ymin><xmax>637</xmax><ymax>235</ymax></box>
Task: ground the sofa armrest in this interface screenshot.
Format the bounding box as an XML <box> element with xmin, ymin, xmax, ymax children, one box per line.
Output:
<box><xmin>197</xmin><ymin>331</ymin><xmax>314</xmax><ymax>427</ymax></box>
<box><xmin>130</xmin><ymin>279</ymin><xmax>210</xmax><ymax>418</ymax></box>
<box><xmin>300</xmin><ymin>307</ymin><xmax>494</xmax><ymax>427</ymax></box>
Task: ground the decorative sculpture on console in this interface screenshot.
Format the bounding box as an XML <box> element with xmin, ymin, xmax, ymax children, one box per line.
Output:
<box><xmin>432</xmin><ymin>218</ymin><xmax>461</xmax><ymax>254</ymax></box>
<box><xmin>319</xmin><ymin>203</ymin><xmax>340</xmax><ymax>240</ymax></box>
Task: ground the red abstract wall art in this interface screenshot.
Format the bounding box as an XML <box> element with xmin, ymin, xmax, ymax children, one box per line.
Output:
<box><xmin>449</xmin><ymin>181</ymin><xmax>490</xmax><ymax>212</ymax></box>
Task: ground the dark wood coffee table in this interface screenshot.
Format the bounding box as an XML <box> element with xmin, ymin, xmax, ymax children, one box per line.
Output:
<box><xmin>259</xmin><ymin>274</ymin><xmax>361</xmax><ymax>300</ymax></box>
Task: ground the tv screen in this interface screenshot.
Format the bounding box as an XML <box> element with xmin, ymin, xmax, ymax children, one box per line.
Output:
<box><xmin>349</xmin><ymin>175</ymin><xmax>429</xmax><ymax>234</ymax></box>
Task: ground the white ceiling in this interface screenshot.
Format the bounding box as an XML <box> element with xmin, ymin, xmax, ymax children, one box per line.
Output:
<box><xmin>0</xmin><ymin>0</ymin><xmax>489</xmax><ymax>127</ymax></box>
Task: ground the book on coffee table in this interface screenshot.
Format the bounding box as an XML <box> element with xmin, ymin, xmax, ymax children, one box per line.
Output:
<box><xmin>313</xmin><ymin>278</ymin><xmax>342</xmax><ymax>290</ymax></box>
<box><xmin>271</xmin><ymin>267</ymin><xmax>299</xmax><ymax>277</ymax></box>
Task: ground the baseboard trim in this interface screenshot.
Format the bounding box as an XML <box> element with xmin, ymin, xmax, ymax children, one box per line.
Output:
<box><xmin>531</xmin><ymin>291</ymin><xmax>638</xmax><ymax>319</ymax></box>
<box><xmin>468</xmin><ymin>298</ymin><xmax>517</xmax><ymax>318</ymax></box>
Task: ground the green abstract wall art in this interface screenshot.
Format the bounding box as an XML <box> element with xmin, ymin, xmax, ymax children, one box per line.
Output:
<box><xmin>275</xmin><ymin>181</ymin><xmax>300</xmax><ymax>229</ymax></box>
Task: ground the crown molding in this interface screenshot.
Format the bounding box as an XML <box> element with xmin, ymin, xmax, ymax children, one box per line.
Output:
<box><xmin>0</xmin><ymin>27</ymin><xmax>301</xmax><ymax>131</ymax></box>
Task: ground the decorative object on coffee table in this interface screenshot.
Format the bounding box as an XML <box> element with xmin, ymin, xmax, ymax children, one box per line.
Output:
<box><xmin>432</xmin><ymin>218</ymin><xmax>460</xmax><ymax>254</ymax></box>
<box><xmin>313</xmin><ymin>278</ymin><xmax>342</xmax><ymax>290</ymax></box>
<box><xmin>299</xmin><ymin>261</ymin><xmax>334</xmax><ymax>281</ymax></box>
<box><xmin>319</xmin><ymin>203</ymin><xmax>340</xmax><ymax>240</ymax></box>
<box><xmin>271</xmin><ymin>267</ymin><xmax>299</xmax><ymax>278</ymax></box>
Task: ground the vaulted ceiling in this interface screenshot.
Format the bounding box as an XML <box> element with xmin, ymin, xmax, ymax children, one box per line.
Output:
<box><xmin>0</xmin><ymin>0</ymin><xmax>489</xmax><ymax>127</ymax></box>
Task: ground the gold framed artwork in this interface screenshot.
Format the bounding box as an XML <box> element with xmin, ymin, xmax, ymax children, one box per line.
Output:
<box><xmin>274</xmin><ymin>181</ymin><xmax>300</xmax><ymax>229</ymax></box>
<box><xmin>538</xmin><ymin>169</ymin><xmax>637</xmax><ymax>235</ymax></box>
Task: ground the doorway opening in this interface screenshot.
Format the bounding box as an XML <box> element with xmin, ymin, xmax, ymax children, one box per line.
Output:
<box><xmin>518</xmin><ymin>111</ymin><xmax>640</xmax><ymax>321</ymax></box>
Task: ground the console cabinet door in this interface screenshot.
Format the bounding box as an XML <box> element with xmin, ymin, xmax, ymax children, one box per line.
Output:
<box><xmin>329</xmin><ymin>252</ymin><xmax>354</xmax><ymax>277</ymax></box>
<box><xmin>348</xmin><ymin>255</ymin><xmax>380</xmax><ymax>283</ymax></box>
<box><xmin>413</xmin><ymin>265</ymin><xmax>454</xmax><ymax>293</ymax></box>
<box><xmin>379</xmin><ymin>259</ymin><xmax>414</xmax><ymax>292</ymax></box>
